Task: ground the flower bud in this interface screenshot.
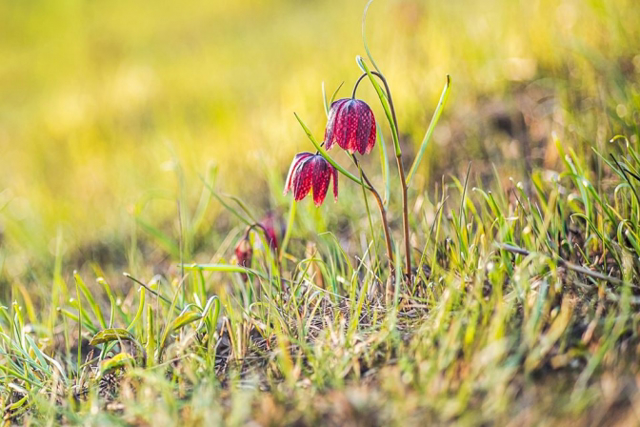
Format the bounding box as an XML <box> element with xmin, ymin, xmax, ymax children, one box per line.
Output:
<box><xmin>234</xmin><ymin>238</ymin><xmax>253</xmax><ymax>268</ymax></box>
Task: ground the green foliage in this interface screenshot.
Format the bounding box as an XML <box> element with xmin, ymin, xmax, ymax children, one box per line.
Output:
<box><xmin>1</xmin><ymin>0</ymin><xmax>640</xmax><ymax>424</ymax></box>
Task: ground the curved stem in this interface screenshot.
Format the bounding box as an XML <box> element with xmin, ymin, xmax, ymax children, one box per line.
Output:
<box><xmin>398</xmin><ymin>158</ymin><xmax>412</xmax><ymax>283</ymax></box>
<box><xmin>243</xmin><ymin>223</ymin><xmax>271</xmax><ymax>242</ymax></box>
<box><xmin>352</xmin><ymin>72</ymin><xmax>399</xmax><ymax>135</ymax></box>
<box><xmin>351</xmin><ymin>155</ymin><xmax>395</xmax><ymax>275</ymax></box>
<box><xmin>352</xmin><ymin>70</ymin><xmax>412</xmax><ymax>283</ymax></box>
<box><xmin>351</xmin><ymin>73</ymin><xmax>368</xmax><ymax>99</ymax></box>
<box><xmin>243</xmin><ymin>222</ymin><xmax>283</xmax><ymax>285</ymax></box>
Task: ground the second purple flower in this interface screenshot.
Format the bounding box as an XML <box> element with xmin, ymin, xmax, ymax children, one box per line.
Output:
<box><xmin>284</xmin><ymin>153</ymin><xmax>338</xmax><ymax>206</ymax></box>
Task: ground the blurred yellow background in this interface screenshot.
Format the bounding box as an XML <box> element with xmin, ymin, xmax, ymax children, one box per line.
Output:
<box><xmin>0</xmin><ymin>0</ymin><xmax>638</xmax><ymax>279</ymax></box>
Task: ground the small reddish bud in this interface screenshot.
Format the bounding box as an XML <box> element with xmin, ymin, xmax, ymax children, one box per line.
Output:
<box><xmin>234</xmin><ymin>238</ymin><xmax>253</xmax><ymax>268</ymax></box>
<box><xmin>260</xmin><ymin>212</ymin><xmax>284</xmax><ymax>252</ymax></box>
<box><xmin>284</xmin><ymin>153</ymin><xmax>338</xmax><ymax>206</ymax></box>
<box><xmin>324</xmin><ymin>98</ymin><xmax>376</xmax><ymax>155</ymax></box>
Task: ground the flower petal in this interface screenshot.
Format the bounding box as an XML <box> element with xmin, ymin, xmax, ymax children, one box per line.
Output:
<box><xmin>345</xmin><ymin>101</ymin><xmax>361</xmax><ymax>154</ymax></box>
<box><xmin>365</xmin><ymin>112</ymin><xmax>377</xmax><ymax>154</ymax></box>
<box><xmin>355</xmin><ymin>102</ymin><xmax>373</xmax><ymax>154</ymax></box>
<box><xmin>311</xmin><ymin>156</ymin><xmax>331</xmax><ymax>207</ymax></box>
<box><xmin>324</xmin><ymin>99</ymin><xmax>348</xmax><ymax>151</ymax></box>
<box><xmin>284</xmin><ymin>152</ymin><xmax>313</xmax><ymax>195</ymax></box>
<box><xmin>335</xmin><ymin>100</ymin><xmax>352</xmax><ymax>152</ymax></box>
<box><xmin>292</xmin><ymin>156</ymin><xmax>313</xmax><ymax>201</ymax></box>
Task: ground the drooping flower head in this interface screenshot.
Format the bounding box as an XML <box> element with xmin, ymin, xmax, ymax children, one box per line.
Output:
<box><xmin>284</xmin><ymin>152</ymin><xmax>338</xmax><ymax>206</ymax></box>
<box><xmin>324</xmin><ymin>98</ymin><xmax>376</xmax><ymax>155</ymax></box>
<box><xmin>260</xmin><ymin>211</ymin><xmax>284</xmax><ymax>251</ymax></box>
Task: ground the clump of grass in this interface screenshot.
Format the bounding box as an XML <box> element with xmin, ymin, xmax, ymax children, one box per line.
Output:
<box><xmin>2</xmin><ymin>2</ymin><xmax>640</xmax><ymax>425</ymax></box>
<box><xmin>3</xmin><ymin>129</ymin><xmax>640</xmax><ymax>423</ymax></box>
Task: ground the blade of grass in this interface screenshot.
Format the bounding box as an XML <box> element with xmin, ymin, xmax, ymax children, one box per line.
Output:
<box><xmin>377</xmin><ymin>126</ymin><xmax>390</xmax><ymax>207</ymax></box>
<box><xmin>279</xmin><ymin>198</ymin><xmax>296</xmax><ymax>263</ymax></box>
<box><xmin>406</xmin><ymin>75</ymin><xmax>451</xmax><ymax>186</ymax></box>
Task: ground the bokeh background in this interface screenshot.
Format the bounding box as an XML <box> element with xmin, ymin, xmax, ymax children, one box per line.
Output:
<box><xmin>0</xmin><ymin>0</ymin><xmax>638</xmax><ymax>290</ymax></box>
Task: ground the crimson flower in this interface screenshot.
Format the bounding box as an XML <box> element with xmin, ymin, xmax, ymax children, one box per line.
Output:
<box><xmin>324</xmin><ymin>98</ymin><xmax>376</xmax><ymax>155</ymax></box>
<box><xmin>284</xmin><ymin>152</ymin><xmax>338</xmax><ymax>206</ymax></box>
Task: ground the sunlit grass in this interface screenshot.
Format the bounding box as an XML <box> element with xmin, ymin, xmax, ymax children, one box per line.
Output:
<box><xmin>1</xmin><ymin>0</ymin><xmax>640</xmax><ymax>424</ymax></box>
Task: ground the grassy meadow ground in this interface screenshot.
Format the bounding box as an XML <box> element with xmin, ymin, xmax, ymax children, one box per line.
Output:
<box><xmin>1</xmin><ymin>0</ymin><xmax>640</xmax><ymax>424</ymax></box>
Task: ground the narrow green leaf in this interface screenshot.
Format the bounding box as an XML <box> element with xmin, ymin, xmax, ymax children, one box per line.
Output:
<box><xmin>355</xmin><ymin>158</ymin><xmax>380</xmax><ymax>271</ymax></box>
<box><xmin>158</xmin><ymin>310</ymin><xmax>202</xmax><ymax>359</ymax></box>
<box><xmin>99</xmin><ymin>352</ymin><xmax>135</xmax><ymax>377</ymax></box>
<box><xmin>24</xmin><ymin>334</ymin><xmax>52</xmax><ymax>376</ymax></box>
<box><xmin>90</xmin><ymin>328</ymin><xmax>137</xmax><ymax>346</ymax></box>
<box><xmin>0</xmin><ymin>363</ymin><xmax>44</xmax><ymax>388</ymax></box>
<box><xmin>322</xmin><ymin>81</ymin><xmax>330</xmax><ymax>118</ymax></box>
<box><xmin>135</xmin><ymin>217</ymin><xmax>180</xmax><ymax>257</ymax></box>
<box><xmin>198</xmin><ymin>296</ymin><xmax>220</xmax><ymax>332</ymax></box>
<box><xmin>279</xmin><ymin>198</ymin><xmax>296</xmax><ymax>261</ymax></box>
<box><xmin>324</xmin><ymin>81</ymin><xmax>345</xmax><ymax>117</ymax></box>
<box><xmin>171</xmin><ymin>311</ymin><xmax>202</xmax><ymax>332</ymax></box>
<box><xmin>127</xmin><ymin>287</ymin><xmax>146</xmax><ymax>332</ymax></box>
<box><xmin>362</xmin><ymin>0</ymin><xmax>382</xmax><ymax>74</ymax></box>
<box><xmin>190</xmin><ymin>164</ymin><xmax>216</xmax><ymax>235</ymax></box>
<box><xmin>406</xmin><ymin>75</ymin><xmax>451</xmax><ymax>185</ymax></box>
<box><xmin>198</xmin><ymin>174</ymin><xmax>252</xmax><ymax>226</ymax></box>
<box><xmin>74</xmin><ymin>272</ymin><xmax>106</xmax><ymax>329</ymax></box>
<box><xmin>182</xmin><ymin>263</ymin><xmax>262</xmax><ymax>277</ymax></box>
<box><xmin>57</xmin><ymin>308</ymin><xmax>99</xmax><ymax>334</ymax></box>
<box><xmin>377</xmin><ymin>126</ymin><xmax>390</xmax><ymax>207</ymax></box>
<box><xmin>145</xmin><ymin>305</ymin><xmax>156</xmax><ymax>367</ymax></box>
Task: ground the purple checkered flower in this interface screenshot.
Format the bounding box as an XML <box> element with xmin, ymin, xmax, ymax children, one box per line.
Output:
<box><xmin>324</xmin><ymin>98</ymin><xmax>376</xmax><ymax>155</ymax></box>
<box><xmin>284</xmin><ymin>152</ymin><xmax>338</xmax><ymax>206</ymax></box>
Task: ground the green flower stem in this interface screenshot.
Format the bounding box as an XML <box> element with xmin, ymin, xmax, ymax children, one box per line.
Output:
<box><xmin>355</xmin><ymin>59</ymin><xmax>401</xmax><ymax>155</ymax></box>
<box><xmin>355</xmin><ymin>58</ymin><xmax>412</xmax><ymax>283</ymax></box>
<box><xmin>352</xmin><ymin>155</ymin><xmax>395</xmax><ymax>274</ymax></box>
